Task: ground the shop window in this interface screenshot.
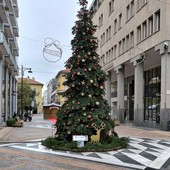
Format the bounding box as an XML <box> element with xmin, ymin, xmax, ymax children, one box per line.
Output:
<box><xmin>144</xmin><ymin>67</ymin><xmax>161</xmax><ymax>123</ymax></box>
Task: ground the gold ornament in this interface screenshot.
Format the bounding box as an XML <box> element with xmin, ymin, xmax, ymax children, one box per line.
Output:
<box><xmin>90</xmin><ymin>122</ymin><xmax>105</xmax><ymax>144</ymax></box>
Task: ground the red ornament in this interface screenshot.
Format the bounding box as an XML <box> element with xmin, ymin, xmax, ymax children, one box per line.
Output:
<box><xmin>78</xmin><ymin>102</ymin><xmax>80</xmax><ymax>104</ymax></box>
<box><xmin>88</xmin><ymin>115</ymin><xmax>91</xmax><ymax>119</ymax></box>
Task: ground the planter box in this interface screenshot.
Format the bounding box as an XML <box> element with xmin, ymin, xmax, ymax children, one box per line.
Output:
<box><xmin>13</xmin><ymin>120</ymin><xmax>24</xmax><ymax>127</ymax></box>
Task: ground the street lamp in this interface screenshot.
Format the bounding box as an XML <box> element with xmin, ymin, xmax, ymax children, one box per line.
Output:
<box><xmin>21</xmin><ymin>65</ymin><xmax>33</xmax><ymax>119</ymax></box>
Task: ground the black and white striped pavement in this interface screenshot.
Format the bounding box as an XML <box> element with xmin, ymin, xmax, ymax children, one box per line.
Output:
<box><xmin>1</xmin><ymin>137</ymin><xmax>170</xmax><ymax>170</ymax></box>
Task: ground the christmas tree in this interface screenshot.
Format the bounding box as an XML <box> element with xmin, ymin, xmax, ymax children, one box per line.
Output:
<box><xmin>55</xmin><ymin>0</ymin><xmax>114</xmax><ymax>142</ymax></box>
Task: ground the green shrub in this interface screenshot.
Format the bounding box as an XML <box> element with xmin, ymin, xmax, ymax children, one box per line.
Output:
<box><xmin>6</xmin><ymin>118</ymin><xmax>16</xmax><ymax>127</ymax></box>
<box><xmin>41</xmin><ymin>135</ymin><xmax>129</xmax><ymax>152</ymax></box>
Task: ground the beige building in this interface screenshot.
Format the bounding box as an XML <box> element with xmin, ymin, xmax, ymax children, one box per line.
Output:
<box><xmin>55</xmin><ymin>69</ymin><xmax>70</xmax><ymax>105</ymax></box>
<box><xmin>18</xmin><ymin>77</ymin><xmax>44</xmax><ymax>114</ymax></box>
<box><xmin>0</xmin><ymin>0</ymin><xmax>19</xmax><ymax>123</ymax></box>
<box><xmin>90</xmin><ymin>0</ymin><xmax>170</xmax><ymax>130</ymax></box>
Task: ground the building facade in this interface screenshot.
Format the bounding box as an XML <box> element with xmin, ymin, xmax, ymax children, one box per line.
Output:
<box><xmin>90</xmin><ymin>0</ymin><xmax>170</xmax><ymax>130</ymax></box>
<box><xmin>46</xmin><ymin>78</ymin><xmax>57</xmax><ymax>104</ymax></box>
<box><xmin>18</xmin><ymin>77</ymin><xmax>44</xmax><ymax>114</ymax></box>
<box><xmin>0</xmin><ymin>0</ymin><xmax>19</xmax><ymax>123</ymax></box>
<box><xmin>55</xmin><ymin>69</ymin><xmax>69</xmax><ymax>105</ymax></box>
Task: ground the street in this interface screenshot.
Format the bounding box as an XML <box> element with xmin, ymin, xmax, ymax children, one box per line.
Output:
<box><xmin>0</xmin><ymin>147</ymin><xmax>132</xmax><ymax>170</ymax></box>
<box><xmin>0</xmin><ymin>114</ymin><xmax>170</xmax><ymax>170</ymax></box>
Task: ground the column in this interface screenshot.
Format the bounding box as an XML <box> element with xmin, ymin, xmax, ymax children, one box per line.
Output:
<box><xmin>105</xmin><ymin>71</ymin><xmax>111</xmax><ymax>106</ymax></box>
<box><xmin>0</xmin><ymin>59</ymin><xmax>2</xmax><ymax>123</ymax></box>
<box><xmin>13</xmin><ymin>78</ymin><xmax>17</xmax><ymax>114</ymax></box>
<box><xmin>114</xmin><ymin>65</ymin><xmax>124</xmax><ymax>123</ymax></box>
<box><xmin>9</xmin><ymin>74</ymin><xmax>13</xmax><ymax>118</ymax></box>
<box><xmin>130</xmin><ymin>55</ymin><xmax>144</xmax><ymax>126</ymax></box>
<box><xmin>155</xmin><ymin>41</ymin><xmax>170</xmax><ymax>130</ymax></box>
<box><xmin>5</xmin><ymin>67</ymin><xmax>9</xmax><ymax>121</ymax></box>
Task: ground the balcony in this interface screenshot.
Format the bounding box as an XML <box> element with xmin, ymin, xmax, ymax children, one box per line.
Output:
<box><xmin>0</xmin><ymin>31</ymin><xmax>18</xmax><ymax>73</ymax></box>
<box><xmin>4</xmin><ymin>51</ymin><xmax>18</xmax><ymax>73</ymax></box>
<box><xmin>12</xmin><ymin>0</ymin><xmax>19</xmax><ymax>17</ymax></box>
<box><xmin>6</xmin><ymin>0</ymin><xmax>13</xmax><ymax>12</ymax></box>
<box><xmin>13</xmin><ymin>25</ymin><xmax>19</xmax><ymax>37</ymax></box>
<box><xmin>9</xmin><ymin>36</ymin><xmax>18</xmax><ymax>50</ymax></box>
<box><xmin>4</xmin><ymin>23</ymin><xmax>13</xmax><ymax>38</ymax></box>
<box><xmin>57</xmin><ymin>90</ymin><xmax>65</xmax><ymax>95</ymax></box>
<box><xmin>9</xmin><ymin>12</ymin><xmax>16</xmax><ymax>27</ymax></box>
<box><xmin>0</xmin><ymin>3</ymin><xmax>8</xmax><ymax>23</ymax></box>
<box><xmin>0</xmin><ymin>31</ymin><xmax>9</xmax><ymax>55</ymax></box>
<box><xmin>12</xmin><ymin>48</ymin><xmax>19</xmax><ymax>56</ymax></box>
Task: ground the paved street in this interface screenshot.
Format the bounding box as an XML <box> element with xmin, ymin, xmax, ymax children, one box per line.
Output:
<box><xmin>0</xmin><ymin>114</ymin><xmax>170</xmax><ymax>170</ymax></box>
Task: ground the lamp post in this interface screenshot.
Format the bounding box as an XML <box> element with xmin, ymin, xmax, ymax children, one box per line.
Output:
<box><xmin>21</xmin><ymin>65</ymin><xmax>32</xmax><ymax>119</ymax></box>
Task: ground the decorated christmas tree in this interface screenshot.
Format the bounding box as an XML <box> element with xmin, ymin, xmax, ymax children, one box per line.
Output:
<box><xmin>55</xmin><ymin>0</ymin><xmax>114</xmax><ymax>142</ymax></box>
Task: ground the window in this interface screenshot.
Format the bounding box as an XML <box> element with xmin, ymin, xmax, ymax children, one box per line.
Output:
<box><xmin>102</xmin><ymin>54</ymin><xmax>105</xmax><ymax>65</ymax></box>
<box><xmin>122</xmin><ymin>38</ymin><xmax>125</xmax><ymax>52</ymax></box>
<box><xmin>131</xmin><ymin>0</ymin><xmax>134</xmax><ymax>17</ymax></box>
<box><xmin>100</xmin><ymin>35</ymin><xmax>102</xmax><ymax>46</ymax></box>
<box><xmin>100</xmin><ymin>56</ymin><xmax>102</xmax><ymax>65</ymax></box>
<box><xmin>137</xmin><ymin>25</ymin><xmax>141</xmax><ymax>43</ymax></box>
<box><xmin>106</xmin><ymin>51</ymin><xmax>109</xmax><ymax>63</ymax></box>
<box><xmin>111</xmin><ymin>47</ymin><xmax>114</xmax><ymax>60</ymax></box>
<box><xmin>114</xmin><ymin>45</ymin><xmax>117</xmax><ymax>59</ymax></box>
<box><xmin>109</xmin><ymin>49</ymin><xmax>111</xmax><ymax>61</ymax></box>
<box><xmin>142</xmin><ymin>21</ymin><xmax>147</xmax><ymax>39</ymax></box>
<box><xmin>130</xmin><ymin>31</ymin><xmax>134</xmax><ymax>47</ymax></box>
<box><xmin>109</xmin><ymin>0</ymin><xmax>114</xmax><ymax>15</ymax></box>
<box><xmin>98</xmin><ymin>0</ymin><xmax>103</xmax><ymax>7</ymax></box>
<box><xmin>143</xmin><ymin>0</ymin><xmax>147</xmax><ymax>5</ymax></box>
<box><xmin>148</xmin><ymin>16</ymin><xmax>153</xmax><ymax>35</ymax></box>
<box><xmin>106</xmin><ymin>26</ymin><xmax>111</xmax><ymax>41</ymax></box>
<box><xmin>155</xmin><ymin>10</ymin><xmax>160</xmax><ymax>32</ymax></box>
<box><xmin>100</xmin><ymin>32</ymin><xmax>105</xmax><ymax>46</ymax></box>
<box><xmin>99</xmin><ymin>14</ymin><xmax>103</xmax><ymax>28</ymax></box>
<box><xmin>126</xmin><ymin>5</ymin><xmax>130</xmax><ymax>20</ymax></box>
<box><xmin>106</xmin><ymin>28</ymin><xmax>109</xmax><ymax>41</ymax></box>
<box><xmin>144</xmin><ymin>67</ymin><xmax>161</xmax><ymax>123</ymax></box>
<box><xmin>109</xmin><ymin>26</ymin><xmax>111</xmax><ymax>39</ymax></box>
<box><xmin>119</xmin><ymin>41</ymin><xmax>122</xmax><ymax>55</ymax></box>
<box><xmin>137</xmin><ymin>0</ymin><xmax>147</xmax><ymax>10</ymax></box>
<box><xmin>114</xmin><ymin>19</ymin><xmax>117</xmax><ymax>34</ymax></box>
<box><xmin>127</xmin><ymin>0</ymin><xmax>134</xmax><ymax>21</ymax></box>
<box><xmin>126</xmin><ymin>34</ymin><xmax>129</xmax><ymax>49</ymax></box>
<box><xmin>119</xmin><ymin>13</ymin><xmax>122</xmax><ymax>29</ymax></box>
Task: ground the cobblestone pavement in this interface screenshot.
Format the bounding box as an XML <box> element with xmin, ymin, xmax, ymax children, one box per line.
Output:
<box><xmin>0</xmin><ymin>114</ymin><xmax>170</xmax><ymax>170</ymax></box>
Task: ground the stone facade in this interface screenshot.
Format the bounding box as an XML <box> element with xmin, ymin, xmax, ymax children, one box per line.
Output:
<box><xmin>0</xmin><ymin>0</ymin><xmax>19</xmax><ymax>123</ymax></box>
<box><xmin>89</xmin><ymin>0</ymin><xmax>170</xmax><ymax>130</ymax></box>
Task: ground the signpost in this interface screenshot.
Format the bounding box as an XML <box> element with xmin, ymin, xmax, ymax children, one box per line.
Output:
<box><xmin>72</xmin><ymin>135</ymin><xmax>88</xmax><ymax>148</ymax></box>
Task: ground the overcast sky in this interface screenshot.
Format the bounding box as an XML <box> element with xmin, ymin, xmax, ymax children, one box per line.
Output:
<box><xmin>18</xmin><ymin>0</ymin><xmax>93</xmax><ymax>92</ymax></box>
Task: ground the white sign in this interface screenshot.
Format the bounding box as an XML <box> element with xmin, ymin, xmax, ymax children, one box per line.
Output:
<box><xmin>72</xmin><ymin>135</ymin><xmax>88</xmax><ymax>141</ymax></box>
